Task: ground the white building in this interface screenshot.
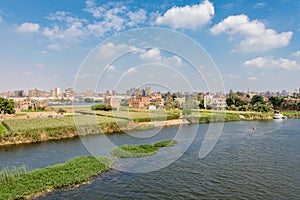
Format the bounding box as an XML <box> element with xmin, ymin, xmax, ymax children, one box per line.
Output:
<box><xmin>204</xmin><ymin>95</ymin><xmax>226</xmax><ymax>110</ymax></box>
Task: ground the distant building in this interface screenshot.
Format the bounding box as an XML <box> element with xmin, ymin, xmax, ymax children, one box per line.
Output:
<box><xmin>129</xmin><ymin>96</ymin><xmax>150</xmax><ymax>109</ymax></box>
<box><xmin>13</xmin><ymin>90</ymin><xmax>24</xmax><ymax>97</ymax></box>
<box><xmin>105</xmin><ymin>97</ymin><xmax>120</xmax><ymax>110</ymax></box>
<box><xmin>145</xmin><ymin>87</ymin><xmax>151</xmax><ymax>96</ymax></box>
<box><xmin>64</xmin><ymin>88</ymin><xmax>74</xmax><ymax>99</ymax></box>
<box><xmin>85</xmin><ymin>89</ymin><xmax>94</xmax><ymax>97</ymax></box>
<box><xmin>105</xmin><ymin>90</ymin><xmax>116</xmax><ymax>96</ymax></box>
<box><xmin>50</xmin><ymin>87</ymin><xmax>63</xmax><ymax>98</ymax></box>
<box><xmin>175</xmin><ymin>97</ymin><xmax>186</xmax><ymax>108</ymax></box>
<box><xmin>150</xmin><ymin>94</ymin><xmax>164</xmax><ymax>108</ymax></box>
<box><xmin>204</xmin><ymin>95</ymin><xmax>226</xmax><ymax>110</ymax></box>
<box><xmin>28</xmin><ymin>88</ymin><xmax>48</xmax><ymax>98</ymax></box>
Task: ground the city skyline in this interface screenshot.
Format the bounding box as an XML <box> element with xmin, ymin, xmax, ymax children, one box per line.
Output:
<box><xmin>0</xmin><ymin>0</ymin><xmax>300</xmax><ymax>92</ymax></box>
<box><xmin>1</xmin><ymin>86</ymin><xmax>299</xmax><ymax>98</ymax></box>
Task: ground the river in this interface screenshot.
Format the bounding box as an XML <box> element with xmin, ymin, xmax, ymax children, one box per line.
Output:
<box><xmin>0</xmin><ymin>119</ymin><xmax>299</xmax><ymax>199</ymax></box>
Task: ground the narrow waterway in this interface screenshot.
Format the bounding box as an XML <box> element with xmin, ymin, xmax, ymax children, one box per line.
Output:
<box><xmin>0</xmin><ymin>119</ymin><xmax>299</xmax><ymax>199</ymax></box>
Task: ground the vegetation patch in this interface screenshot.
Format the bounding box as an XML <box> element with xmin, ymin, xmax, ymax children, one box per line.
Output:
<box><xmin>154</xmin><ymin>140</ymin><xmax>178</xmax><ymax>147</ymax></box>
<box><xmin>111</xmin><ymin>144</ymin><xmax>158</xmax><ymax>158</ymax></box>
<box><xmin>0</xmin><ymin>124</ymin><xmax>6</xmax><ymax>136</ymax></box>
<box><xmin>0</xmin><ymin>156</ymin><xmax>113</xmax><ymax>200</ymax></box>
<box><xmin>111</xmin><ymin>140</ymin><xmax>179</xmax><ymax>158</ymax></box>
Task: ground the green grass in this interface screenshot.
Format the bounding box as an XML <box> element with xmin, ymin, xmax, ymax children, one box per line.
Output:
<box><xmin>0</xmin><ymin>165</ymin><xmax>27</xmax><ymax>185</ymax></box>
<box><xmin>281</xmin><ymin>111</ymin><xmax>300</xmax><ymax>118</ymax></box>
<box><xmin>77</xmin><ymin>109</ymin><xmax>180</xmax><ymax>123</ymax></box>
<box><xmin>21</xmin><ymin>110</ymin><xmax>48</xmax><ymax>113</ymax></box>
<box><xmin>185</xmin><ymin>110</ymin><xmax>274</xmax><ymax>123</ymax></box>
<box><xmin>111</xmin><ymin>144</ymin><xmax>159</xmax><ymax>158</ymax></box>
<box><xmin>154</xmin><ymin>140</ymin><xmax>178</xmax><ymax>147</ymax></box>
<box><xmin>0</xmin><ymin>124</ymin><xmax>6</xmax><ymax>136</ymax></box>
<box><xmin>111</xmin><ymin>140</ymin><xmax>179</xmax><ymax>158</ymax></box>
<box><xmin>0</xmin><ymin>156</ymin><xmax>113</xmax><ymax>200</ymax></box>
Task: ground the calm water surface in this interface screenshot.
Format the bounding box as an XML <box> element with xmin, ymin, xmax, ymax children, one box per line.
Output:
<box><xmin>0</xmin><ymin>119</ymin><xmax>299</xmax><ymax>199</ymax></box>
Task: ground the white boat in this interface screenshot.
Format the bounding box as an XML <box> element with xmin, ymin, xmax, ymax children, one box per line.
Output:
<box><xmin>273</xmin><ymin>113</ymin><xmax>287</xmax><ymax>119</ymax></box>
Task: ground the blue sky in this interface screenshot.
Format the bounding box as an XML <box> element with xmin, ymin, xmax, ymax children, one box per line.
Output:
<box><xmin>0</xmin><ymin>0</ymin><xmax>300</xmax><ymax>93</ymax></box>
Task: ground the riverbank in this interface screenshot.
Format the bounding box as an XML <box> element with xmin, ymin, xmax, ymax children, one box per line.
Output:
<box><xmin>1</xmin><ymin>110</ymin><xmax>299</xmax><ymax>146</ymax></box>
<box><xmin>0</xmin><ymin>156</ymin><xmax>113</xmax><ymax>200</ymax></box>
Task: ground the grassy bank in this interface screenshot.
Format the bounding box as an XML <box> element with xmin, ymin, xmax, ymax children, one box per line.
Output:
<box><xmin>186</xmin><ymin>110</ymin><xmax>273</xmax><ymax>123</ymax></box>
<box><xmin>281</xmin><ymin>111</ymin><xmax>300</xmax><ymax>118</ymax></box>
<box><xmin>0</xmin><ymin>156</ymin><xmax>113</xmax><ymax>200</ymax></box>
<box><xmin>1</xmin><ymin>109</ymin><xmax>299</xmax><ymax>146</ymax></box>
<box><xmin>0</xmin><ymin>115</ymin><xmax>135</xmax><ymax>145</ymax></box>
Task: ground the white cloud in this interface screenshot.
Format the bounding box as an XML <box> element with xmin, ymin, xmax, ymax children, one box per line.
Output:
<box><xmin>106</xmin><ymin>65</ymin><xmax>117</xmax><ymax>71</ymax></box>
<box><xmin>248</xmin><ymin>77</ymin><xmax>257</xmax><ymax>81</ymax></box>
<box><xmin>291</xmin><ymin>51</ymin><xmax>300</xmax><ymax>57</ymax></box>
<box><xmin>17</xmin><ymin>22</ymin><xmax>40</xmax><ymax>33</ymax></box>
<box><xmin>211</xmin><ymin>14</ymin><xmax>293</xmax><ymax>52</ymax></box>
<box><xmin>253</xmin><ymin>2</ymin><xmax>267</xmax><ymax>9</ymax></box>
<box><xmin>47</xmin><ymin>43</ymin><xmax>63</xmax><ymax>51</ymax></box>
<box><xmin>43</xmin><ymin>25</ymin><xmax>63</xmax><ymax>40</ymax></box>
<box><xmin>139</xmin><ymin>48</ymin><xmax>182</xmax><ymax>66</ymax></box>
<box><xmin>85</xmin><ymin>4</ymin><xmax>146</xmax><ymax>37</ymax></box>
<box><xmin>244</xmin><ymin>56</ymin><xmax>300</xmax><ymax>70</ymax></box>
<box><xmin>43</xmin><ymin>12</ymin><xmax>87</xmax><ymax>42</ymax></box>
<box><xmin>127</xmin><ymin>67</ymin><xmax>137</xmax><ymax>73</ymax></box>
<box><xmin>155</xmin><ymin>0</ymin><xmax>214</xmax><ymax>29</ymax></box>
<box><xmin>96</xmin><ymin>42</ymin><xmax>136</xmax><ymax>59</ymax></box>
<box><xmin>127</xmin><ymin>9</ymin><xmax>147</xmax><ymax>27</ymax></box>
<box><xmin>227</xmin><ymin>74</ymin><xmax>240</xmax><ymax>79</ymax></box>
<box><xmin>85</xmin><ymin>0</ymin><xmax>96</xmax><ymax>8</ymax></box>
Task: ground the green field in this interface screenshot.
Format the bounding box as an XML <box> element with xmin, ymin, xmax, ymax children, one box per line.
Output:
<box><xmin>0</xmin><ymin>156</ymin><xmax>113</xmax><ymax>200</ymax></box>
<box><xmin>77</xmin><ymin>109</ymin><xmax>180</xmax><ymax>123</ymax></box>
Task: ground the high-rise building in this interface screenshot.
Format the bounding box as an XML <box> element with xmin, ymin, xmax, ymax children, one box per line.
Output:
<box><xmin>13</xmin><ymin>90</ymin><xmax>24</xmax><ymax>97</ymax></box>
<box><xmin>145</xmin><ymin>87</ymin><xmax>151</xmax><ymax>96</ymax></box>
<box><xmin>65</xmin><ymin>88</ymin><xmax>74</xmax><ymax>99</ymax></box>
<box><xmin>85</xmin><ymin>89</ymin><xmax>94</xmax><ymax>97</ymax></box>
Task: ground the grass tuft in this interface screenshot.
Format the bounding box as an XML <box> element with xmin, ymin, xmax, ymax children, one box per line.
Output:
<box><xmin>111</xmin><ymin>144</ymin><xmax>158</xmax><ymax>158</ymax></box>
<box><xmin>154</xmin><ymin>140</ymin><xmax>178</xmax><ymax>147</ymax></box>
<box><xmin>0</xmin><ymin>156</ymin><xmax>113</xmax><ymax>200</ymax></box>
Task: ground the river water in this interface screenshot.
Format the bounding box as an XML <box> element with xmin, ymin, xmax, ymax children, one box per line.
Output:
<box><xmin>0</xmin><ymin>119</ymin><xmax>299</xmax><ymax>199</ymax></box>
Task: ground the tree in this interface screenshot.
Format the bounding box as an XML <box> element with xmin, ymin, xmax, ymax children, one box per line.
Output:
<box><xmin>269</xmin><ymin>96</ymin><xmax>284</xmax><ymax>109</ymax></box>
<box><xmin>199</xmin><ymin>99</ymin><xmax>205</xmax><ymax>109</ymax></box>
<box><xmin>251</xmin><ymin>95</ymin><xmax>265</xmax><ymax>105</ymax></box>
<box><xmin>0</xmin><ymin>97</ymin><xmax>15</xmax><ymax>114</ymax></box>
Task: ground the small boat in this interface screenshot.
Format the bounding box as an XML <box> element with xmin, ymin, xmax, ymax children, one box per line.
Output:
<box><xmin>273</xmin><ymin>113</ymin><xmax>287</xmax><ymax>119</ymax></box>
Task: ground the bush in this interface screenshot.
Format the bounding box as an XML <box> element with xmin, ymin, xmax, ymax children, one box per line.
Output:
<box><xmin>91</xmin><ymin>104</ymin><xmax>112</xmax><ymax>111</ymax></box>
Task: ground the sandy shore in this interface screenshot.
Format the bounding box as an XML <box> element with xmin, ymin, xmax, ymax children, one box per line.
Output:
<box><xmin>138</xmin><ymin>119</ymin><xmax>190</xmax><ymax>128</ymax></box>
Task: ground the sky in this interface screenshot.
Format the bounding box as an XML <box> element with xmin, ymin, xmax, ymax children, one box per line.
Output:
<box><xmin>0</xmin><ymin>0</ymin><xmax>300</xmax><ymax>93</ymax></box>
